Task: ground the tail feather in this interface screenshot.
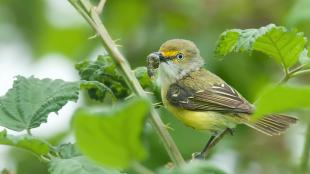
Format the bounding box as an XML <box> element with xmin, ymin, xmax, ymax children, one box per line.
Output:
<box><xmin>245</xmin><ymin>114</ymin><xmax>298</xmax><ymax>136</ymax></box>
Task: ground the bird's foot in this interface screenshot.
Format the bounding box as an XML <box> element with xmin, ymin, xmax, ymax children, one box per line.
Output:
<box><xmin>191</xmin><ymin>152</ymin><xmax>206</xmax><ymax>160</ymax></box>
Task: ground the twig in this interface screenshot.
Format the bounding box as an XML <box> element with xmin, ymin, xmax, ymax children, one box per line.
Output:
<box><xmin>95</xmin><ymin>0</ymin><xmax>106</xmax><ymax>14</ymax></box>
<box><xmin>68</xmin><ymin>0</ymin><xmax>185</xmax><ymax>166</ymax></box>
<box><xmin>299</xmin><ymin>121</ymin><xmax>310</xmax><ymax>173</ymax></box>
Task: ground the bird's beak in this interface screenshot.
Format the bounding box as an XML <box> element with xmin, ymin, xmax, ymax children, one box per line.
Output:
<box><xmin>152</xmin><ymin>52</ymin><xmax>166</xmax><ymax>63</ymax></box>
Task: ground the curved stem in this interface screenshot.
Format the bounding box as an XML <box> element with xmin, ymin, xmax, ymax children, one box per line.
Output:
<box><xmin>68</xmin><ymin>0</ymin><xmax>185</xmax><ymax>166</ymax></box>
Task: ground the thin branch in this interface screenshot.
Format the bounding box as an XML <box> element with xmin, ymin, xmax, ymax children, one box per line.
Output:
<box><xmin>68</xmin><ymin>0</ymin><xmax>185</xmax><ymax>166</ymax></box>
<box><xmin>95</xmin><ymin>0</ymin><xmax>106</xmax><ymax>14</ymax></box>
<box><xmin>291</xmin><ymin>69</ymin><xmax>310</xmax><ymax>78</ymax></box>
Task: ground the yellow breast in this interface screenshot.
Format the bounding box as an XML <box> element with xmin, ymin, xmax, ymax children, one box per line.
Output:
<box><xmin>161</xmin><ymin>85</ymin><xmax>238</xmax><ymax>133</ymax></box>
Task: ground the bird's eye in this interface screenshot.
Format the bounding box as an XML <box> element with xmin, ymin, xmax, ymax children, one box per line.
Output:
<box><xmin>176</xmin><ymin>53</ymin><xmax>184</xmax><ymax>60</ymax></box>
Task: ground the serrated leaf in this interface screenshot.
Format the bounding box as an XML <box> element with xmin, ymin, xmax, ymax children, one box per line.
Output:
<box><xmin>215</xmin><ymin>24</ymin><xmax>307</xmax><ymax>68</ymax></box>
<box><xmin>253</xmin><ymin>85</ymin><xmax>310</xmax><ymax>119</ymax></box>
<box><xmin>73</xmin><ymin>98</ymin><xmax>150</xmax><ymax>169</ymax></box>
<box><xmin>158</xmin><ymin>160</ymin><xmax>226</xmax><ymax>174</ymax></box>
<box><xmin>80</xmin><ymin>81</ymin><xmax>116</xmax><ymax>102</ymax></box>
<box><xmin>0</xmin><ymin>76</ymin><xmax>80</xmax><ymax>131</ymax></box>
<box><xmin>76</xmin><ymin>55</ymin><xmax>130</xmax><ymax>101</ymax></box>
<box><xmin>48</xmin><ymin>156</ymin><xmax>122</xmax><ymax>174</ymax></box>
<box><xmin>0</xmin><ymin>129</ymin><xmax>50</xmax><ymax>156</ymax></box>
<box><xmin>56</xmin><ymin>143</ymin><xmax>81</xmax><ymax>159</ymax></box>
<box><xmin>215</xmin><ymin>24</ymin><xmax>276</xmax><ymax>56</ymax></box>
<box><xmin>253</xmin><ymin>27</ymin><xmax>307</xmax><ymax>67</ymax></box>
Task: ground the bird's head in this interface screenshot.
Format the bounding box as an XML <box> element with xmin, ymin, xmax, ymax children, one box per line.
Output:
<box><xmin>158</xmin><ymin>39</ymin><xmax>201</xmax><ymax>66</ymax></box>
<box><xmin>150</xmin><ymin>39</ymin><xmax>204</xmax><ymax>82</ymax></box>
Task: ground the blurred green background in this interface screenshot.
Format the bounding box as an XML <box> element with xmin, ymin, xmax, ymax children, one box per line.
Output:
<box><xmin>0</xmin><ymin>0</ymin><xmax>310</xmax><ymax>173</ymax></box>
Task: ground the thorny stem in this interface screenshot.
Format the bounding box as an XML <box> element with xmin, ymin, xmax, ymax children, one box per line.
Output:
<box><xmin>95</xmin><ymin>0</ymin><xmax>106</xmax><ymax>14</ymax></box>
<box><xmin>68</xmin><ymin>0</ymin><xmax>185</xmax><ymax>166</ymax></box>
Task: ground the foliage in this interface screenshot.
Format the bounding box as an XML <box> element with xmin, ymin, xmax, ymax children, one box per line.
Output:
<box><xmin>253</xmin><ymin>85</ymin><xmax>310</xmax><ymax>118</ymax></box>
<box><xmin>215</xmin><ymin>24</ymin><xmax>307</xmax><ymax>68</ymax></box>
<box><xmin>158</xmin><ymin>161</ymin><xmax>226</xmax><ymax>174</ymax></box>
<box><xmin>73</xmin><ymin>98</ymin><xmax>150</xmax><ymax>169</ymax></box>
<box><xmin>76</xmin><ymin>55</ymin><xmax>154</xmax><ymax>102</ymax></box>
<box><xmin>0</xmin><ymin>76</ymin><xmax>80</xmax><ymax>131</ymax></box>
<box><xmin>0</xmin><ymin>129</ymin><xmax>50</xmax><ymax>156</ymax></box>
<box><xmin>1</xmin><ymin>0</ymin><xmax>310</xmax><ymax>173</ymax></box>
<box><xmin>48</xmin><ymin>156</ymin><xmax>122</xmax><ymax>174</ymax></box>
<box><xmin>215</xmin><ymin>24</ymin><xmax>310</xmax><ymax>119</ymax></box>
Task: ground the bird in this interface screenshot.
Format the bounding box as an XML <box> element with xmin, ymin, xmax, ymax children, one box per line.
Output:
<box><xmin>146</xmin><ymin>39</ymin><xmax>298</xmax><ymax>159</ymax></box>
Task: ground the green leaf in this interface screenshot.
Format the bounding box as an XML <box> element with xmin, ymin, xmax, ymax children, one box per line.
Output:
<box><xmin>76</xmin><ymin>55</ymin><xmax>130</xmax><ymax>101</ymax></box>
<box><xmin>299</xmin><ymin>48</ymin><xmax>310</xmax><ymax>67</ymax></box>
<box><xmin>0</xmin><ymin>76</ymin><xmax>80</xmax><ymax>131</ymax></box>
<box><xmin>56</xmin><ymin>143</ymin><xmax>81</xmax><ymax>159</ymax></box>
<box><xmin>215</xmin><ymin>24</ymin><xmax>307</xmax><ymax>68</ymax></box>
<box><xmin>134</xmin><ymin>67</ymin><xmax>153</xmax><ymax>89</ymax></box>
<box><xmin>0</xmin><ymin>129</ymin><xmax>50</xmax><ymax>156</ymax></box>
<box><xmin>48</xmin><ymin>156</ymin><xmax>122</xmax><ymax>174</ymax></box>
<box><xmin>73</xmin><ymin>98</ymin><xmax>150</xmax><ymax>169</ymax></box>
<box><xmin>253</xmin><ymin>85</ymin><xmax>310</xmax><ymax>119</ymax></box>
<box><xmin>215</xmin><ymin>24</ymin><xmax>276</xmax><ymax>56</ymax></box>
<box><xmin>253</xmin><ymin>27</ymin><xmax>307</xmax><ymax>67</ymax></box>
<box><xmin>80</xmin><ymin>81</ymin><xmax>116</xmax><ymax>102</ymax></box>
<box><xmin>158</xmin><ymin>160</ymin><xmax>226</xmax><ymax>174</ymax></box>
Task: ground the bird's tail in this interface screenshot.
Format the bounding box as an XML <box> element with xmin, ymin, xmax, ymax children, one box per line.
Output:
<box><xmin>244</xmin><ymin>114</ymin><xmax>298</xmax><ymax>136</ymax></box>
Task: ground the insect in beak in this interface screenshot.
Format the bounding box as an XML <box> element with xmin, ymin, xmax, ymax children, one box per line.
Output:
<box><xmin>146</xmin><ymin>52</ymin><xmax>166</xmax><ymax>78</ymax></box>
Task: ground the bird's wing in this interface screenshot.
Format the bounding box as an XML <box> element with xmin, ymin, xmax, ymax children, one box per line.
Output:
<box><xmin>166</xmin><ymin>71</ymin><xmax>254</xmax><ymax>114</ymax></box>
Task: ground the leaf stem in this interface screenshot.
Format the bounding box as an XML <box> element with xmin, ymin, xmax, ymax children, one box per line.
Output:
<box><xmin>299</xmin><ymin>121</ymin><xmax>310</xmax><ymax>173</ymax></box>
<box><xmin>132</xmin><ymin>162</ymin><xmax>155</xmax><ymax>174</ymax></box>
<box><xmin>26</xmin><ymin>129</ymin><xmax>32</xmax><ymax>136</ymax></box>
<box><xmin>68</xmin><ymin>0</ymin><xmax>185</xmax><ymax>166</ymax></box>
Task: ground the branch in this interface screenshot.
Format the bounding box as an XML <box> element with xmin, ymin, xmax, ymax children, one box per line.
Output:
<box><xmin>68</xmin><ymin>0</ymin><xmax>185</xmax><ymax>166</ymax></box>
<box><xmin>95</xmin><ymin>0</ymin><xmax>106</xmax><ymax>14</ymax></box>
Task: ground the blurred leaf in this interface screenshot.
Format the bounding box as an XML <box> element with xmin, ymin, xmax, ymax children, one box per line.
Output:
<box><xmin>76</xmin><ymin>55</ymin><xmax>129</xmax><ymax>101</ymax></box>
<box><xmin>56</xmin><ymin>143</ymin><xmax>81</xmax><ymax>159</ymax></box>
<box><xmin>0</xmin><ymin>76</ymin><xmax>80</xmax><ymax>131</ymax></box>
<box><xmin>48</xmin><ymin>156</ymin><xmax>122</xmax><ymax>174</ymax></box>
<box><xmin>1</xmin><ymin>169</ymin><xmax>13</xmax><ymax>174</ymax></box>
<box><xmin>299</xmin><ymin>48</ymin><xmax>310</xmax><ymax>67</ymax></box>
<box><xmin>73</xmin><ymin>98</ymin><xmax>150</xmax><ymax>169</ymax></box>
<box><xmin>215</xmin><ymin>24</ymin><xmax>307</xmax><ymax>68</ymax></box>
<box><xmin>286</xmin><ymin>0</ymin><xmax>310</xmax><ymax>26</ymax></box>
<box><xmin>0</xmin><ymin>129</ymin><xmax>50</xmax><ymax>156</ymax></box>
<box><xmin>80</xmin><ymin>81</ymin><xmax>115</xmax><ymax>102</ymax></box>
<box><xmin>253</xmin><ymin>85</ymin><xmax>310</xmax><ymax>119</ymax></box>
<box><xmin>157</xmin><ymin>160</ymin><xmax>226</xmax><ymax>174</ymax></box>
<box><xmin>134</xmin><ymin>67</ymin><xmax>153</xmax><ymax>89</ymax></box>
<box><xmin>36</xmin><ymin>26</ymin><xmax>94</xmax><ymax>59</ymax></box>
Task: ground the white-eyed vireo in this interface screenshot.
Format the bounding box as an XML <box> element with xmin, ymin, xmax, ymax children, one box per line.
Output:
<box><xmin>147</xmin><ymin>39</ymin><xmax>297</xmax><ymax>159</ymax></box>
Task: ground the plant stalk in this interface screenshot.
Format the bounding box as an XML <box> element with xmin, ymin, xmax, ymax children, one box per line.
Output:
<box><xmin>68</xmin><ymin>0</ymin><xmax>185</xmax><ymax>166</ymax></box>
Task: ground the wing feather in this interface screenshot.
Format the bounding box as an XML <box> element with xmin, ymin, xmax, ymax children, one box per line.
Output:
<box><xmin>167</xmin><ymin>82</ymin><xmax>254</xmax><ymax>114</ymax></box>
